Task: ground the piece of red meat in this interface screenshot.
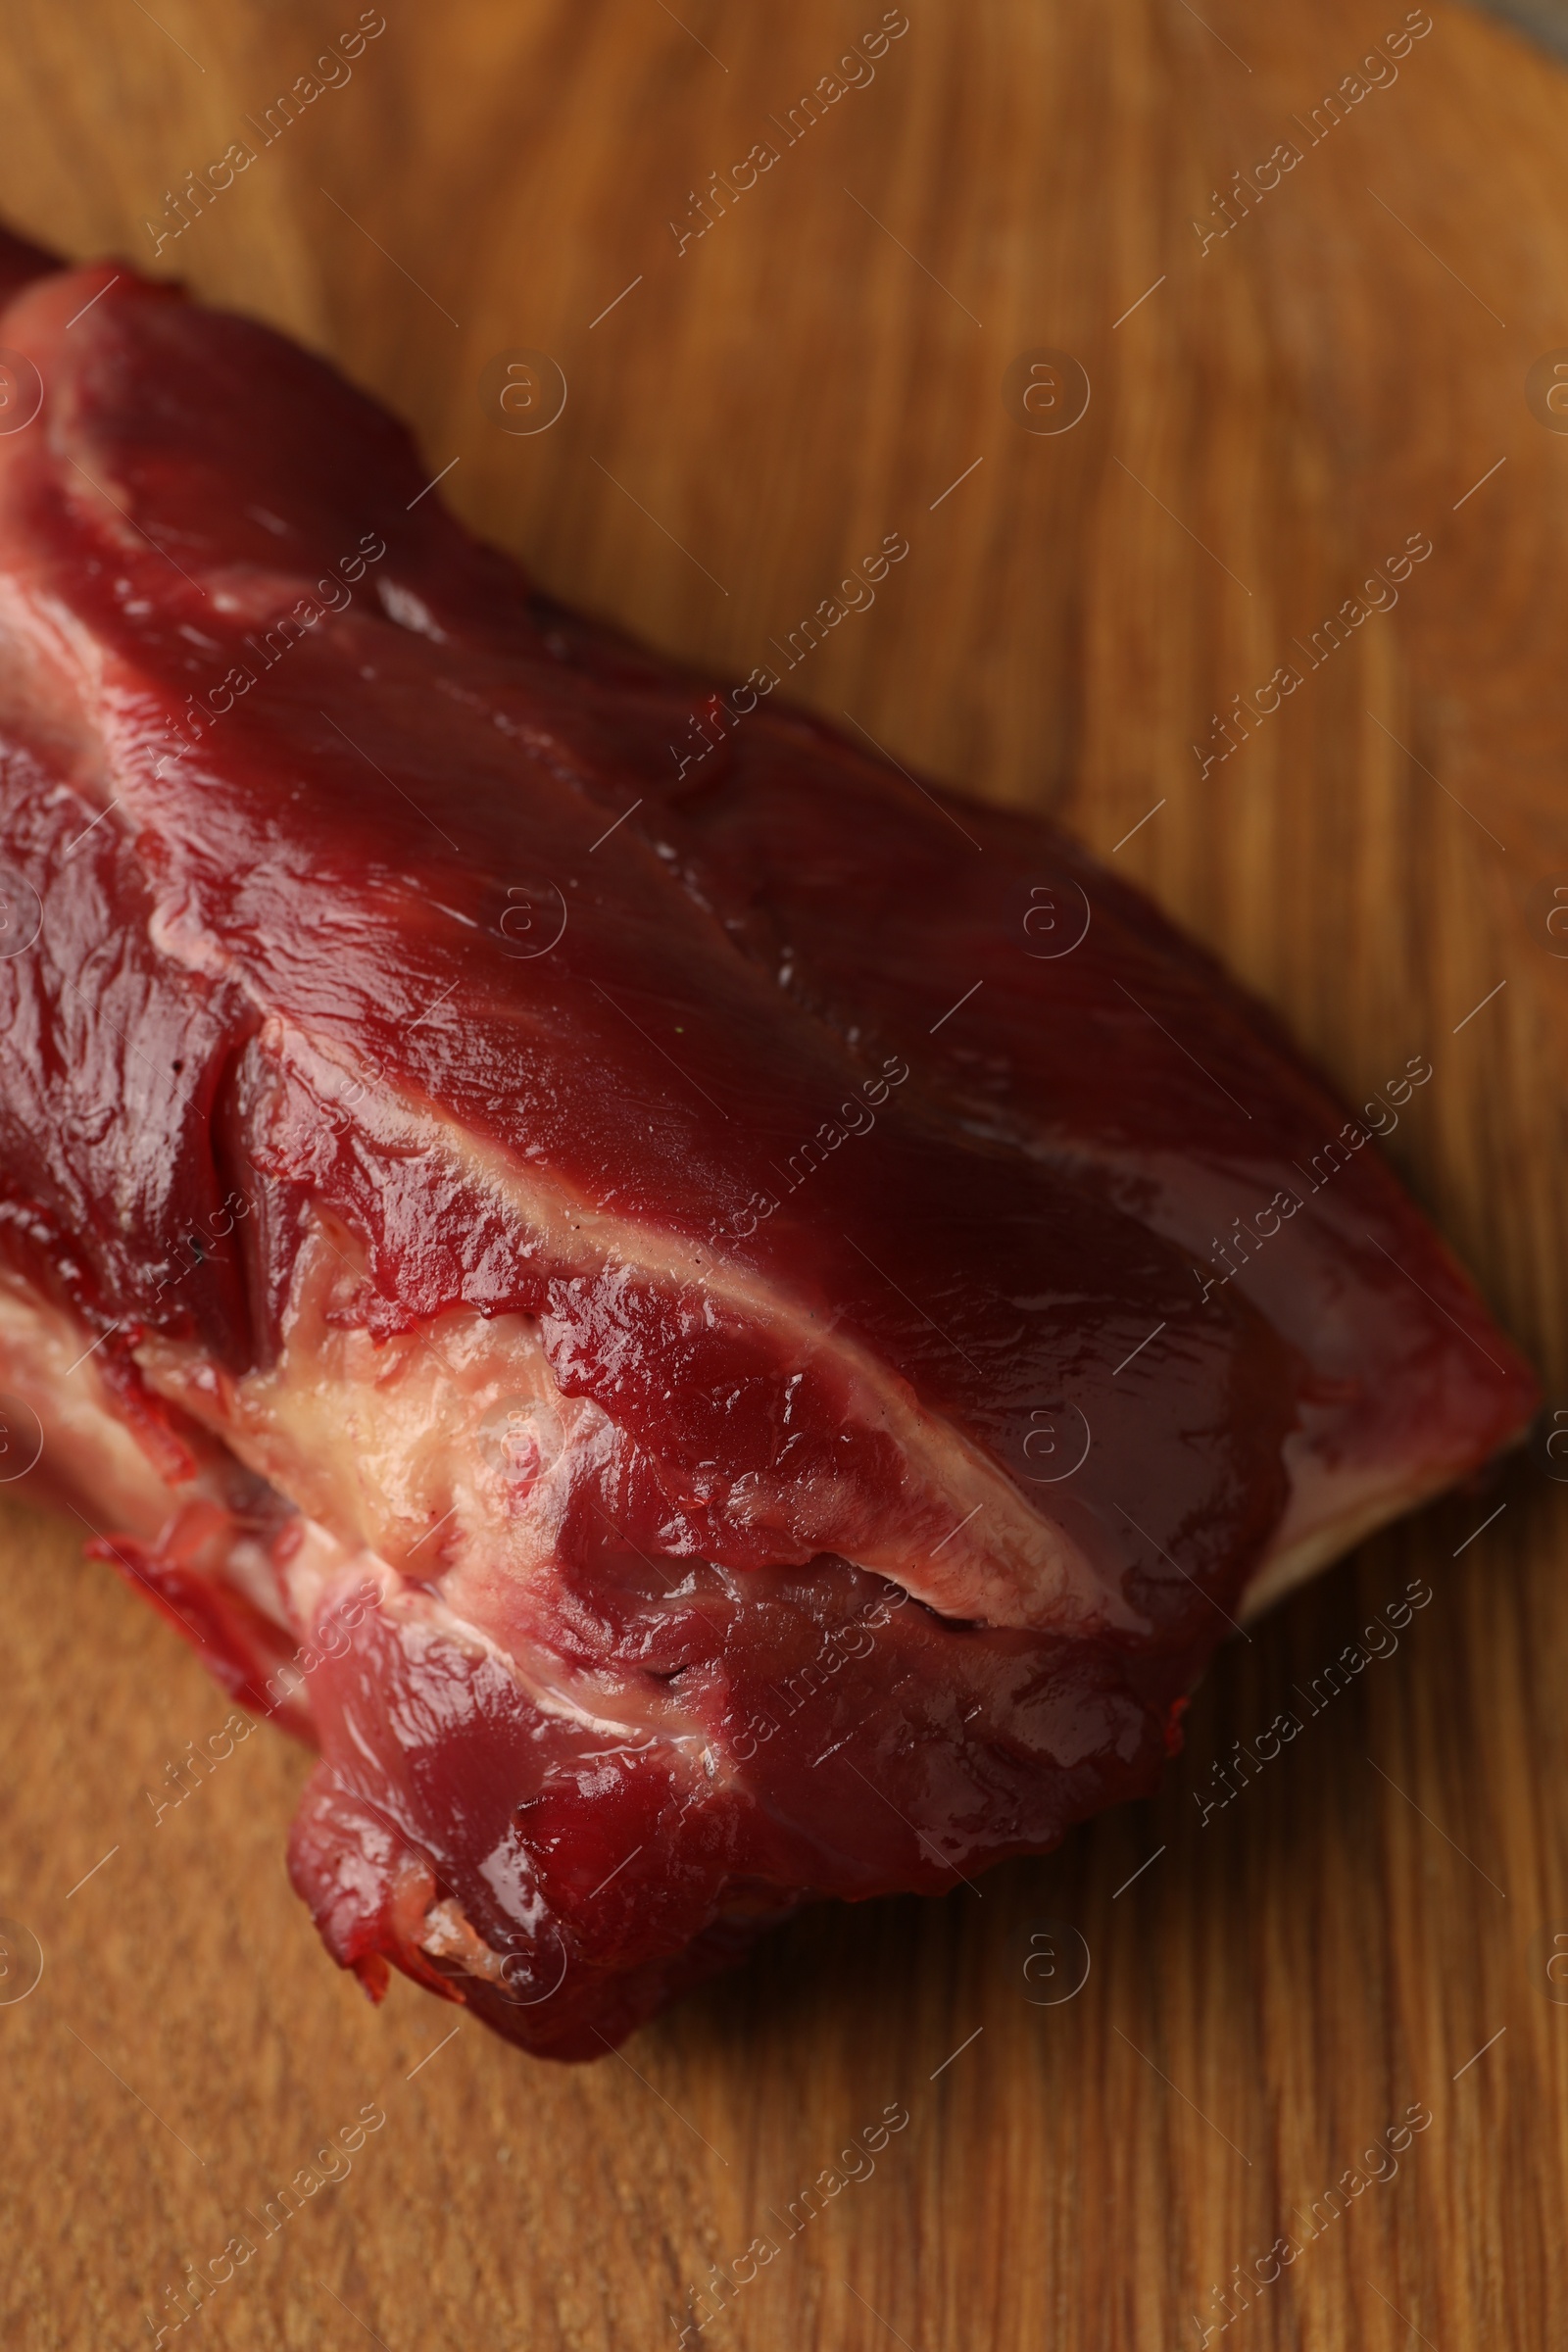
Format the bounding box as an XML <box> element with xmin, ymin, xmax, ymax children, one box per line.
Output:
<box><xmin>0</xmin><ymin>228</ymin><xmax>1537</xmax><ymax>2057</ymax></box>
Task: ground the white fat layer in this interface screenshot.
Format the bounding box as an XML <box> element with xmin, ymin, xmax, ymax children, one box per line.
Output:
<box><xmin>136</xmin><ymin>1205</ymin><xmax>1138</xmax><ymax>1641</ymax></box>
<box><xmin>0</xmin><ymin>1267</ymin><xmax>179</xmax><ymax>1534</ymax></box>
<box><xmin>226</xmin><ymin>1025</ymin><xmax>1141</xmax><ymax>1636</ymax></box>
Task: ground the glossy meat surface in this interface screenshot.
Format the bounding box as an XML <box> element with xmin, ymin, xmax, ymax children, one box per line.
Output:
<box><xmin>0</xmin><ymin>230</ymin><xmax>1538</xmax><ymax>2056</ymax></box>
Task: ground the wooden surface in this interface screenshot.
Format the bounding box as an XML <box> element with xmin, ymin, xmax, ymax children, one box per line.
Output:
<box><xmin>2</xmin><ymin>1</ymin><xmax>1567</xmax><ymax>2345</ymax></box>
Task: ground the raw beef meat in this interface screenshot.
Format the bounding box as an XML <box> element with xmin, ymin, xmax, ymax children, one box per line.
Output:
<box><xmin>0</xmin><ymin>228</ymin><xmax>1536</xmax><ymax>2057</ymax></box>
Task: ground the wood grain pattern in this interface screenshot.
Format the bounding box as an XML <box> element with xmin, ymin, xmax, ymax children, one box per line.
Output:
<box><xmin>1</xmin><ymin>1</ymin><xmax>1566</xmax><ymax>2345</ymax></box>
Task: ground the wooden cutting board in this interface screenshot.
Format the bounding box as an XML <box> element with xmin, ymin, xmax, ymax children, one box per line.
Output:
<box><xmin>2</xmin><ymin>1</ymin><xmax>1566</xmax><ymax>2345</ymax></box>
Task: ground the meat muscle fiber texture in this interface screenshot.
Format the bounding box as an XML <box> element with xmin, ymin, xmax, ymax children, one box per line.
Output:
<box><xmin>0</xmin><ymin>229</ymin><xmax>1538</xmax><ymax>2058</ymax></box>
